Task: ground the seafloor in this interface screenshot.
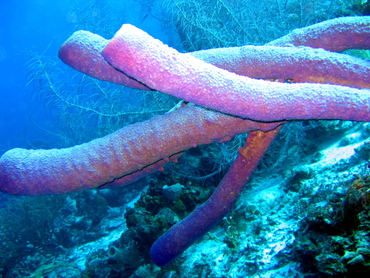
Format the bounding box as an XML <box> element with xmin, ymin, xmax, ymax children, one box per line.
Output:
<box><xmin>1</xmin><ymin>120</ymin><xmax>370</xmax><ymax>277</ymax></box>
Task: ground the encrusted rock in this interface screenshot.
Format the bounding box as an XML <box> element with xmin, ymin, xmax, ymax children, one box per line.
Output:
<box><xmin>356</xmin><ymin>247</ymin><xmax>370</xmax><ymax>257</ymax></box>
<box><xmin>341</xmin><ymin>251</ymin><xmax>358</xmax><ymax>262</ymax></box>
<box><xmin>347</xmin><ymin>254</ymin><xmax>365</xmax><ymax>265</ymax></box>
<box><xmin>162</xmin><ymin>183</ymin><xmax>184</xmax><ymax>201</ymax></box>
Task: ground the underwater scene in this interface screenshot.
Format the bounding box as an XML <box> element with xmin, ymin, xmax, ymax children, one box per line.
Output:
<box><xmin>0</xmin><ymin>0</ymin><xmax>370</xmax><ymax>277</ymax></box>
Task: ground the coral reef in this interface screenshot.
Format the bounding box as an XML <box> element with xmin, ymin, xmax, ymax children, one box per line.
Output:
<box><xmin>293</xmin><ymin>173</ymin><xmax>370</xmax><ymax>277</ymax></box>
<box><xmin>0</xmin><ymin>14</ymin><xmax>369</xmax><ymax>271</ymax></box>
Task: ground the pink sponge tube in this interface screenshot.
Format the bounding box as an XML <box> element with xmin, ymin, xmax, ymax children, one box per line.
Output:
<box><xmin>191</xmin><ymin>45</ymin><xmax>370</xmax><ymax>89</ymax></box>
<box><xmin>59</xmin><ymin>22</ymin><xmax>370</xmax><ymax>90</ymax></box>
<box><xmin>267</xmin><ymin>16</ymin><xmax>370</xmax><ymax>51</ymax></box>
<box><xmin>0</xmin><ymin>106</ymin><xmax>279</xmax><ymax>195</ymax></box>
<box><xmin>58</xmin><ymin>30</ymin><xmax>150</xmax><ymax>90</ymax></box>
<box><xmin>150</xmin><ymin>127</ymin><xmax>281</xmax><ymax>266</ymax></box>
<box><xmin>101</xmin><ymin>24</ymin><xmax>370</xmax><ymax>122</ymax></box>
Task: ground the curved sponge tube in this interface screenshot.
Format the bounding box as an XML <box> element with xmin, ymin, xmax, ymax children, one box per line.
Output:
<box><xmin>0</xmin><ymin>106</ymin><xmax>279</xmax><ymax>195</ymax></box>
<box><xmin>102</xmin><ymin>24</ymin><xmax>370</xmax><ymax>122</ymax></box>
<box><xmin>59</xmin><ymin>20</ymin><xmax>370</xmax><ymax>93</ymax></box>
<box><xmin>191</xmin><ymin>45</ymin><xmax>370</xmax><ymax>89</ymax></box>
<box><xmin>267</xmin><ymin>16</ymin><xmax>370</xmax><ymax>51</ymax></box>
<box><xmin>58</xmin><ymin>30</ymin><xmax>150</xmax><ymax>90</ymax></box>
<box><xmin>150</xmin><ymin>127</ymin><xmax>281</xmax><ymax>266</ymax></box>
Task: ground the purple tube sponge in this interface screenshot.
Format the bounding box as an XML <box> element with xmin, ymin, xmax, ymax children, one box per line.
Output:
<box><xmin>150</xmin><ymin>127</ymin><xmax>281</xmax><ymax>266</ymax></box>
<box><xmin>0</xmin><ymin>106</ymin><xmax>278</xmax><ymax>195</ymax></box>
<box><xmin>102</xmin><ymin>24</ymin><xmax>370</xmax><ymax>122</ymax></box>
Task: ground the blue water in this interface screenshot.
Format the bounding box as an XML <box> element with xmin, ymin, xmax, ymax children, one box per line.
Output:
<box><xmin>0</xmin><ymin>0</ymin><xmax>170</xmax><ymax>154</ymax></box>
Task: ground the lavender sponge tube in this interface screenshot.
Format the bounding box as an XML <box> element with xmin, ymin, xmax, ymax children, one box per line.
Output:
<box><xmin>102</xmin><ymin>24</ymin><xmax>370</xmax><ymax>122</ymax></box>
<box><xmin>150</xmin><ymin>127</ymin><xmax>281</xmax><ymax>266</ymax></box>
<box><xmin>267</xmin><ymin>16</ymin><xmax>370</xmax><ymax>51</ymax></box>
<box><xmin>58</xmin><ymin>30</ymin><xmax>150</xmax><ymax>90</ymax></box>
<box><xmin>0</xmin><ymin>106</ymin><xmax>279</xmax><ymax>195</ymax></box>
<box><xmin>59</xmin><ymin>22</ymin><xmax>370</xmax><ymax>91</ymax></box>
